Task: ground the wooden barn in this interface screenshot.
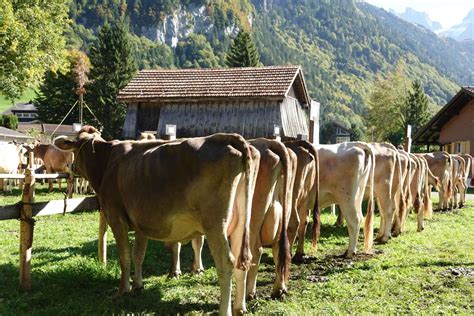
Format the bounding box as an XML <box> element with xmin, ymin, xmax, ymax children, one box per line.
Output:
<box><xmin>118</xmin><ymin>66</ymin><xmax>312</xmax><ymax>140</ymax></box>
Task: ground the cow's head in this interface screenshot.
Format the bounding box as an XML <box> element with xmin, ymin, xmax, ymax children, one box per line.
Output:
<box><xmin>54</xmin><ymin>126</ymin><xmax>104</xmax><ymax>152</ymax></box>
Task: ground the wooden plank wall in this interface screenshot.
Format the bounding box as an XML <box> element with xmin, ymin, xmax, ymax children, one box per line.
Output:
<box><xmin>156</xmin><ymin>100</ymin><xmax>283</xmax><ymax>139</ymax></box>
<box><xmin>280</xmin><ymin>96</ymin><xmax>309</xmax><ymax>138</ymax></box>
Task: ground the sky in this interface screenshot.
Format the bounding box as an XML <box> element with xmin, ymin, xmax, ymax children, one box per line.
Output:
<box><xmin>364</xmin><ymin>0</ymin><xmax>473</xmax><ymax>29</ymax></box>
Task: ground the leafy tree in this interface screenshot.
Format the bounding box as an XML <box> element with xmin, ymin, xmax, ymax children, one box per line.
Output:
<box><xmin>0</xmin><ymin>0</ymin><xmax>69</xmax><ymax>101</ymax></box>
<box><xmin>402</xmin><ymin>80</ymin><xmax>430</xmax><ymax>135</ymax></box>
<box><xmin>350</xmin><ymin>123</ymin><xmax>363</xmax><ymax>142</ymax></box>
<box><xmin>366</xmin><ymin>61</ymin><xmax>410</xmax><ymax>145</ymax></box>
<box><xmin>0</xmin><ymin>114</ymin><xmax>19</xmax><ymax>130</ymax></box>
<box><xmin>225</xmin><ymin>30</ymin><xmax>260</xmax><ymax>67</ymax></box>
<box><xmin>87</xmin><ymin>21</ymin><xmax>137</xmax><ymax>139</ymax></box>
<box><xmin>175</xmin><ymin>34</ymin><xmax>219</xmax><ymax>68</ymax></box>
<box><xmin>35</xmin><ymin>51</ymin><xmax>91</xmax><ymax>125</ymax></box>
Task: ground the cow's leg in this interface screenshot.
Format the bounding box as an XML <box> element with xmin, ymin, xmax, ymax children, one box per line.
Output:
<box><xmin>293</xmin><ymin>205</ymin><xmax>309</xmax><ymax>262</ymax></box>
<box><xmin>245</xmin><ymin>241</ymin><xmax>262</xmax><ymax>300</ymax></box>
<box><xmin>377</xmin><ymin>198</ymin><xmax>393</xmax><ymax>244</ymax></box>
<box><xmin>340</xmin><ymin>201</ymin><xmax>362</xmax><ymax>258</ymax></box>
<box><xmin>335</xmin><ymin>205</ymin><xmax>344</xmax><ymax>227</ymax></box>
<box><xmin>167</xmin><ymin>242</ymin><xmax>182</xmax><ymax>278</ymax></box>
<box><xmin>132</xmin><ymin>231</ymin><xmax>148</xmax><ymax>291</ymax></box>
<box><xmin>416</xmin><ymin>199</ymin><xmax>424</xmax><ymax>232</ymax></box>
<box><xmin>108</xmin><ymin>219</ymin><xmax>131</xmax><ymax>295</ymax></box>
<box><xmin>58</xmin><ymin>178</ymin><xmax>62</xmax><ymax>191</ymax></box>
<box><xmin>206</xmin><ymin>232</ymin><xmax>233</xmax><ymax>316</ymax></box>
<box><xmin>48</xmin><ymin>179</ymin><xmax>53</xmax><ymax>192</ymax></box>
<box><xmin>191</xmin><ymin>236</ymin><xmax>205</xmax><ymax>273</ymax></box>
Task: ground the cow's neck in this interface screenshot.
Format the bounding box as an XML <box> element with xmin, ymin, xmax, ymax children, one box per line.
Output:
<box><xmin>77</xmin><ymin>140</ymin><xmax>113</xmax><ymax>193</ymax></box>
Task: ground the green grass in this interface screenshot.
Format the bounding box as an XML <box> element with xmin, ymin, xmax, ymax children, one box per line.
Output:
<box><xmin>0</xmin><ymin>189</ymin><xmax>473</xmax><ymax>314</ymax></box>
<box><xmin>0</xmin><ymin>89</ymin><xmax>37</xmax><ymax>113</ymax></box>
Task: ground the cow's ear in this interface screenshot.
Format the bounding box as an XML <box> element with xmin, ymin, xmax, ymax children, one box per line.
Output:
<box><xmin>54</xmin><ymin>136</ymin><xmax>77</xmax><ymax>152</ymax></box>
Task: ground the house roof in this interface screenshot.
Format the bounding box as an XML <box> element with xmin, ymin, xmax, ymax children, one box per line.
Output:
<box><xmin>117</xmin><ymin>65</ymin><xmax>311</xmax><ymax>106</ymax></box>
<box><xmin>0</xmin><ymin>126</ymin><xmax>34</xmax><ymax>140</ymax></box>
<box><xmin>414</xmin><ymin>86</ymin><xmax>474</xmax><ymax>144</ymax></box>
<box><xmin>1</xmin><ymin>102</ymin><xmax>37</xmax><ymax>115</ymax></box>
<box><xmin>17</xmin><ymin>123</ymin><xmax>76</xmax><ymax>136</ymax></box>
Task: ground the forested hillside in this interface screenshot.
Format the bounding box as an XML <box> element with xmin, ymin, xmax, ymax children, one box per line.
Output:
<box><xmin>66</xmin><ymin>0</ymin><xmax>473</xmax><ymax>129</ymax></box>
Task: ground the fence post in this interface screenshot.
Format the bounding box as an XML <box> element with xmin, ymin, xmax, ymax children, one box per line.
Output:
<box><xmin>19</xmin><ymin>152</ymin><xmax>35</xmax><ymax>291</ymax></box>
<box><xmin>98</xmin><ymin>209</ymin><xmax>108</xmax><ymax>265</ymax></box>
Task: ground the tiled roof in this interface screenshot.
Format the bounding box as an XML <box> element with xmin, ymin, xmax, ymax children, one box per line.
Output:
<box><xmin>0</xmin><ymin>126</ymin><xmax>34</xmax><ymax>139</ymax></box>
<box><xmin>118</xmin><ymin>65</ymin><xmax>310</xmax><ymax>105</ymax></box>
<box><xmin>463</xmin><ymin>86</ymin><xmax>474</xmax><ymax>95</ymax></box>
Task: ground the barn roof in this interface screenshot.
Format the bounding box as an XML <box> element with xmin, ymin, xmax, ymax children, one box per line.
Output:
<box><xmin>414</xmin><ymin>86</ymin><xmax>474</xmax><ymax>144</ymax></box>
<box><xmin>117</xmin><ymin>65</ymin><xmax>311</xmax><ymax>106</ymax></box>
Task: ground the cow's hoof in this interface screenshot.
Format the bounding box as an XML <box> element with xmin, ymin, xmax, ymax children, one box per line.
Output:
<box><xmin>459</xmin><ymin>203</ymin><xmax>464</xmax><ymax>208</ymax></box>
<box><xmin>192</xmin><ymin>268</ymin><xmax>205</xmax><ymax>275</ymax></box>
<box><xmin>340</xmin><ymin>250</ymin><xmax>355</xmax><ymax>259</ymax></box>
<box><xmin>417</xmin><ymin>226</ymin><xmax>424</xmax><ymax>232</ymax></box>
<box><xmin>246</xmin><ymin>292</ymin><xmax>257</xmax><ymax>301</ymax></box>
<box><xmin>271</xmin><ymin>288</ymin><xmax>287</xmax><ymax>300</ymax></box>
<box><xmin>167</xmin><ymin>271</ymin><xmax>181</xmax><ymax>279</ymax></box>
<box><xmin>232</xmin><ymin>308</ymin><xmax>246</xmax><ymax>316</ymax></box>
<box><xmin>376</xmin><ymin>236</ymin><xmax>389</xmax><ymax>244</ymax></box>
<box><xmin>292</xmin><ymin>253</ymin><xmax>305</xmax><ymax>264</ymax></box>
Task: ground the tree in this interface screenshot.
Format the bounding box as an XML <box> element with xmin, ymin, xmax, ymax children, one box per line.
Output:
<box><xmin>175</xmin><ymin>34</ymin><xmax>219</xmax><ymax>68</ymax></box>
<box><xmin>225</xmin><ymin>30</ymin><xmax>260</xmax><ymax>67</ymax></box>
<box><xmin>402</xmin><ymin>80</ymin><xmax>430</xmax><ymax>135</ymax></box>
<box><xmin>87</xmin><ymin>22</ymin><xmax>137</xmax><ymax>139</ymax></box>
<box><xmin>35</xmin><ymin>51</ymin><xmax>90</xmax><ymax>125</ymax></box>
<box><xmin>0</xmin><ymin>114</ymin><xmax>18</xmax><ymax>130</ymax></box>
<box><xmin>0</xmin><ymin>0</ymin><xmax>69</xmax><ymax>101</ymax></box>
<box><xmin>366</xmin><ymin>61</ymin><xmax>410</xmax><ymax>145</ymax></box>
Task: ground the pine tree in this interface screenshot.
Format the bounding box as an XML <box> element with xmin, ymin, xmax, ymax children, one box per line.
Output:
<box><xmin>403</xmin><ymin>80</ymin><xmax>430</xmax><ymax>135</ymax></box>
<box><xmin>225</xmin><ymin>30</ymin><xmax>260</xmax><ymax>67</ymax></box>
<box><xmin>87</xmin><ymin>21</ymin><xmax>137</xmax><ymax>139</ymax></box>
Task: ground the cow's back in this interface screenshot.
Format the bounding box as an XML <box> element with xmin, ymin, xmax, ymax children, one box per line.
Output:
<box><xmin>0</xmin><ymin>143</ymin><xmax>20</xmax><ymax>173</ymax></box>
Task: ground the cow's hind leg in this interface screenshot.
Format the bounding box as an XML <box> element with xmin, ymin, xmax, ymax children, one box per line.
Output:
<box><xmin>245</xmin><ymin>241</ymin><xmax>262</xmax><ymax>300</ymax></box>
<box><xmin>132</xmin><ymin>231</ymin><xmax>148</xmax><ymax>291</ymax></box>
<box><xmin>340</xmin><ymin>201</ymin><xmax>362</xmax><ymax>258</ymax></box>
<box><xmin>206</xmin><ymin>231</ymin><xmax>233</xmax><ymax>316</ymax></box>
<box><xmin>167</xmin><ymin>242</ymin><xmax>182</xmax><ymax>278</ymax></box>
<box><xmin>191</xmin><ymin>236</ymin><xmax>205</xmax><ymax>273</ymax></box>
<box><xmin>108</xmin><ymin>219</ymin><xmax>132</xmax><ymax>295</ymax></box>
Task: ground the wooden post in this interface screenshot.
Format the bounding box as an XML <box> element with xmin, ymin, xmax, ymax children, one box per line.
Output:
<box><xmin>19</xmin><ymin>152</ymin><xmax>35</xmax><ymax>291</ymax></box>
<box><xmin>98</xmin><ymin>210</ymin><xmax>108</xmax><ymax>265</ymax></box>
<box><xmin>404</xmin><ymin>125</ymin><xmax>412</xmax><ymax>153</ymax></box>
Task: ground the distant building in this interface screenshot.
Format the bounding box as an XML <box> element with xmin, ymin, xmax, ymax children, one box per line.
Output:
<box><xmin>1</xmin><ymin>102</ymin><xmax>39</xmax><ymax>123</ymax></box>
<box><xmin>414</xmin><ymin>86</ymin><xmax>474</xmax><ymax>156</ymax></box>
<box><xmin>118</xmin><ymin>65</ymin><xmax>317</xmax><ymax>141</ymax></box>
<box><xmin>17</xmin><ymin>123</ymin><xmax>76</xmax><ymax>144</ymax></box>
<box><xmin>0</xmin><ymin>126</ymin><xmax>34</xmax><ymax>143</ymax></box>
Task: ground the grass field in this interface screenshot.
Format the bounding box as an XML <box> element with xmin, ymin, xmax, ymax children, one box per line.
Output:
<box><xmin>0</xmin><ymin>188</ymin><xmax>473</xmax><ymax>314</ymax></box>
<box><xmin>0</xmin><ymin>89</ymin><xmax>37</xmax><ymax>113</ymax></box>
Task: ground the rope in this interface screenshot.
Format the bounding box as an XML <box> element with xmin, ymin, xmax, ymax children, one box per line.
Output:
<box><xmin>50</xmin><ymin>100</ymin><xmax>79</xmax><ymax>141</ymax></box>
<box><xmin>82</xmin><ymin>102</ymin><xmax>114</xmax><ymax>139</ymax></box>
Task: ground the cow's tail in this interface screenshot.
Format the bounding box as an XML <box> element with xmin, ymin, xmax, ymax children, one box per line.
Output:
<box><xmin>287</xmin><ymin>141</ymin><xmax>320</xmax><ymax>249</ymax></box>
<box><xmin>269</xmin><ymin>142</ymin><xmax>291</xmax><ymax>282</ymax></box>
<box><xmin>422</xmin><ymin>158</ymin><xmax>433</xmax><ymax>218</ymax></box>
<box><xmin>358</xmin><ymin>143</ymin><xmax>375</xmax><ymax>253</ymax></box>
<box><xmin>231</xmin><ymin>135</ymin><xmax>256</xmax><ymax>271</ymax></box>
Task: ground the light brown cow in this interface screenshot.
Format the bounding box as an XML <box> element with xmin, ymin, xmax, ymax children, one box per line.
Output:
<box><xmin>416</xmin><ymin>155</ymin><xmax>440</xmax><ymax>219</ymax></box>
<box><xmin>458</xmin><ymin>154</ymin><xmax>472</xmax><ymax>207</ymax></box>
<box><xmin>0</xmin><ymin>142</ymin><xmax>23</xmax><ymax>192</ymax></box>
<box><xmin>285</xmin><ymin>141</ymin><xmax>319</xmax><ymax>262</ymax></box>
<box><xmin>313</xmin><ymin>142</ymin><xmax>375</xmax><ymax>258</ymax></box>
<box><xmin>422</xmin><ymin>152</ymin><xmax>452</xmax><ymax>211</ymax></box>
<box><xmin>54</xmin><ymin>126</ymin><xmax>260</xmax><ymax>315</ymax></box>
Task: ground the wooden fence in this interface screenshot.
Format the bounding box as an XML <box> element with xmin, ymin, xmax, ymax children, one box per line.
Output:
<box><xmin>0</xmin><ymin>153</ymin><xmax>105</xmax><ymax>292</ymax></box>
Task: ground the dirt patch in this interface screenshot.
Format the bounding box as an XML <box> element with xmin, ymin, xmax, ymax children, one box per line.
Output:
<box><xmin>441</xmin><ymin>267</ymin><xmax>474</xmax><ymax>277</ymax></box>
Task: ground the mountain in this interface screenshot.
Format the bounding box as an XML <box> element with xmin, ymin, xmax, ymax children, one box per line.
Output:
<box><xmin>390</xmin><ymin>7</ymin><xmax>442</xmax><ymax>32</ymax></box>
<box><xmin>441</xmin><ymin>9</ymin><xmax>474</xmax><ymax>42</ymax></box>
<box><xmin>67</xmin><ymin>0</ymin><xmax>474</xmax><ymax>130</ymax></box>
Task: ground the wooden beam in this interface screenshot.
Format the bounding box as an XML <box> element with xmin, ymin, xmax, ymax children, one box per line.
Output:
<box><xmin>0</xmin><ymin>173</ymin><xmax>71</xmax><ymax>180</ymax></box>
<box><xmin>0</xmin><ymin>196</ymin><xmax>99</xmax><ymax>221</ymax></box>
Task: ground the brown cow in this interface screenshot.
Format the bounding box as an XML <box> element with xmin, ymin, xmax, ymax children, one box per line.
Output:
<box><xmin>54</xmin><ymin>126</ymin><xmax>260</xmax><ymax>315</ymax></box>
<box><xmin>458</xmin><ymin>154</ymin><xmax>472</xmax><ymax>207</ymax></box>
<box><xmin>28</xmin><ymin>143</ymin><xmax>73</xmax><ymax>191</ymax></box>
<box><xmin>450</xmin><ymin>155</ymin><xmax>466</xmax><ymax>209</ymax></box>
